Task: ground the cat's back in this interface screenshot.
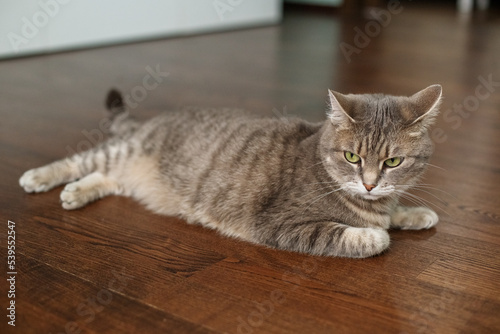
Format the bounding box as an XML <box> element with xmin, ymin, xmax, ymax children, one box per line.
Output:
<box><xmin>155</xmin><ymin>106</ymin><xmax>321</xmax><ymax>190</ymax></box>
<box><xmin>154</xmin><ymin>107</ymin><xmax>319</xmax><ymax>159</ymax></box>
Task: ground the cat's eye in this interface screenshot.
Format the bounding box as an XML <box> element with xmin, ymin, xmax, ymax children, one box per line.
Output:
<box><xmin>384</xmin><ymin>157</ymin><xmax>403</xmax><ymax>168</ymax></box>
<box><xmin>344</xmin><ymin>151</ymin><xmax>360</xmax><ymax>164</ymax></box>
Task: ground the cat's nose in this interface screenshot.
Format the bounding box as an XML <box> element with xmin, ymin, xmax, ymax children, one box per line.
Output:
<box><xmin>363</xmin><ymin>183</ymin><xmax>376</xmax><ymax>192</ymax></box>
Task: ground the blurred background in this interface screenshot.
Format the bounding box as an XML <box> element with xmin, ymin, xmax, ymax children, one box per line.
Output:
<box><xmin>1</xmin><ymin>0</ymin><xmax>498</xmax><ymax>59</ymax></box>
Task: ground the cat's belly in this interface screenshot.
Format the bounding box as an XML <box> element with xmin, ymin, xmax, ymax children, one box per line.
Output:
<box><xmin>116</xmin><ymin>155</ymin><xmax>185</xmax><ymax>216</ymax></box>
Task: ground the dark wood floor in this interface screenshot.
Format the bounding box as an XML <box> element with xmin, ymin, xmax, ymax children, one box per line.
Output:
<box><xmin>2</xmin><ymin>3</ymin><xmax>500</xmax><ymax>333</ymax></box>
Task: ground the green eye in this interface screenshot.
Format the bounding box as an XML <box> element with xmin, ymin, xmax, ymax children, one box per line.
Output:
<box><xmin>384</xmin><ymin>157</ymin><xmax>403</xmax><ymax>168</ymax></box>
<box><xmin>344</xmin><ymin>151</ymin><xmax>360</xmax><ymax>164</ymax></box>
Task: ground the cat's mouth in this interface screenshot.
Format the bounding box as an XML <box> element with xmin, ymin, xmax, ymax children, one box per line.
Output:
<box><xmin>344</xmin><ymin>183</ymin><xmax>395</xmax><ymax>201</ymax></box>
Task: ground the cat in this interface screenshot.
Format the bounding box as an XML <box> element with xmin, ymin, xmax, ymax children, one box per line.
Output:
<box><xmin>19</xmin><ymin>85</ymin><xmax>442</xmax><ymax>258</ymax></box>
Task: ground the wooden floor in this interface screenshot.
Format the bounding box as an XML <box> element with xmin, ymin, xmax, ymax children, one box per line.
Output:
<box><xmin>2</xmin><ymin>3</ymin><xmax>500</xmax><ymax>333</ymax></box>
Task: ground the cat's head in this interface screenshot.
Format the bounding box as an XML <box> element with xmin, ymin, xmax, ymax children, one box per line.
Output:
<box><xmin>320</xmin><ymin>85</ymin><xmax>442</xmax><ymax>201</ymax></box>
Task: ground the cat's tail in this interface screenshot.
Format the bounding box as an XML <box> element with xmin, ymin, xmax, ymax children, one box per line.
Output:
<box><xmin>104</xmin><ymin>88</ymin><xmax>138</xmax><ymax>135</ymax></box>
<box><xmin>105</xmin><ymin>88</ymin><xmax>126</xmax><ymax>118</ymax></box>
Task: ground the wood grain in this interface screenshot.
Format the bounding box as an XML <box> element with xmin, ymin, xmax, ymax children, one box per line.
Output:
<box><xmin>1</xmin><ymin>3</ymin><xmax>500</xmax><ymax>333</ymax></box>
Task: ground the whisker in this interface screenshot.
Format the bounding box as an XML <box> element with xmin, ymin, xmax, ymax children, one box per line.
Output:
<box><xmin>305</xmin><ymin>160</ymin><xmax>328</xmax><ymax>170</ymax></box>
<box><xmin>300</xmin><ymin>187</ymin><xmax>344</xmax><ymax>219</ymax></box>
<box><xmin>396</xmin><ymin>190</ymin><xmax>451</xmax><ymax>217</ymax></box>
<box><xmin>296</xmin><ymin>185</ymin><xmax>337</xmax><ymax>200</ymax></box>
<box><xmin>396</xmin><ymin>193</ymin><xmax>422</xmax><ymax>208</ymax></box>
<box><xmin>424</xmin><ymin>163</ymin><xmax>447</xmax><ymax>171</ymax></box>
<box><xmin>398</xmin><ymin>194</ymin><xmax>444</xmax><ymax>216</ymax></box>
<box><xmin>397</xmin><ymin>191</ymin><xmax>428</xmax><ymax>208</ymax></box>
<box><xmin>411</xmin><ymin>187</ymin><xmax>456</xmax><ymax>202</ymax></box>
<box><xmin>411</xmin><ymin>188</ymin><xmax>447</xmax><ymax>204</ymax></box>
<box><xmin>301</xmin><ymin>181</ymin><xmax>338</xmax><ymax>187</ymax></box>
<box><xmin>396</xmin><ymin>185</ymin><xmax>447</xmax><ymax>204</ymax></box>
<box><xmin>397</xmin><ymin>184</ymin><xmax>456</xmax><ymax>199</ymax></box>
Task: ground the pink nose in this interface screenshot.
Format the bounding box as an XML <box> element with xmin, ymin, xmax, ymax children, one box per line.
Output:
<box><xmin>363</xmin><ymin>183</ymin><xmax>376</xmax><ymax>192</ymax></box>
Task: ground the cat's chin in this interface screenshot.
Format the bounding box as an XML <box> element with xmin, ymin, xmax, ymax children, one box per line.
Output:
<box><xmin>360</xmin><ymin>193</ymin><xmax>386</xmax><ymax>201</ymax></box>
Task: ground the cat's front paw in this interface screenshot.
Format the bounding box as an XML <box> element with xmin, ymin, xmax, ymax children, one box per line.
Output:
<box><xmin>341</xmin><ymin>227</ymin><xmax>390</xmax><ymax>258</ymax></box>
<box><xmin>19</xmin><ymin>168</ymin><xmax>55</xmax><ymax>193</ymax></box>
<box><xmin>390</xmin><ymin>206</ymin><xmax>438</xmax><ymax>230</ymax></box>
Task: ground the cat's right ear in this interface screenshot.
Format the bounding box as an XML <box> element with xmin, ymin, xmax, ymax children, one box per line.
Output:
<box><xmin>327</xmin><ymin>90</ymin><xmax>356</xmax><ymax>127</ymax></box>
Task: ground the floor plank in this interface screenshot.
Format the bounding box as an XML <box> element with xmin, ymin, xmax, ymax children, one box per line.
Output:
<box><xmin>16</xmin><ymin>254</ymin><xmax>215</xmax><ymax>334</ymax></box>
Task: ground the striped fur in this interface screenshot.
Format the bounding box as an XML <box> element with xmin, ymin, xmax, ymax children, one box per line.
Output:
<box><xmin>19</xmin><ymin>85</ymin><xmax>442</xmax><ymax>258</ymax></box>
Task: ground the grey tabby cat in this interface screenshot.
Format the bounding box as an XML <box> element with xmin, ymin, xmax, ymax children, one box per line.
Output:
<box><xmin>20</xmin><ymin>85</ymin><xmax>442</xmax><ymax>258</ymax></box>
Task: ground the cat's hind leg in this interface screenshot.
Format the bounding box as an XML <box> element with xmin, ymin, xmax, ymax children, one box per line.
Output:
<box><xmin>19</xmin><ymin>143</ymin><xmax>111</xmax><ymax>194</ymax></box>
<box><xmin>390</xmin><ymin>206</ymin><xmax>438</xmax><ymax>230</ymax></box>
<box><xmin>20</xmin><ymin>157</ymin><xmax>83</xmax><ymax>193</ymax></box>
<box><xmin>60</xmin><ymin>172</ymin><xmax>121</xmax><ymax>210</ymax></box>
<box><xmin>20</xmin><ymin>142</ymin><xmax>128</xmax><ymax>209</ymax></box>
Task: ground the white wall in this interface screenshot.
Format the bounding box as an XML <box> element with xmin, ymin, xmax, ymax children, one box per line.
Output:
<box><xmin>285</xmin><ymin>0</ymin><xmax>343</xmax><ymax>6</ymax></box>
<box><xmin>0</xmin><ymin>0</ymin><xmax>282</xmax><ymax>59</ymax></box>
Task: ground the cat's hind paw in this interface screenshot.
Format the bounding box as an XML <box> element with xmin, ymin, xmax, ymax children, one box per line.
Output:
<box><xmin>19</xmin><ymin>168</ymin><xmax>56</xmax><ymax>193</ymax></box>
<box><xmin>60</xmin><ymin>172</ymin><xmax>119</xmax><ymax>210</ymax></box>
<box><xmin>390</xmin><ymin>206</ymin><xmax>438</xmax><ymax>230</ymax></box>
<box><xmin>60</xmin><ymin>183</ymin><xmax>90</xmax><ymax>210</ymax></box>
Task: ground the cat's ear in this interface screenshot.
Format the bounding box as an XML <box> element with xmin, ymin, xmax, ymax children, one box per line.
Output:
<box><xmin>406</xmin><ymin>84</ymin><xmax>442</xmax><ymax>127</ymax></box>
<box><xmin>327</xmin><ymin>90</ymin><xmax>356</xmax><ymax>127</ymax></box>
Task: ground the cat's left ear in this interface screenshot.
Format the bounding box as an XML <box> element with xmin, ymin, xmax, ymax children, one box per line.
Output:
<box><xmin>406</xmin><ymin>84</ymin><xmax>442</xmax><ymax>128</ymax></box>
